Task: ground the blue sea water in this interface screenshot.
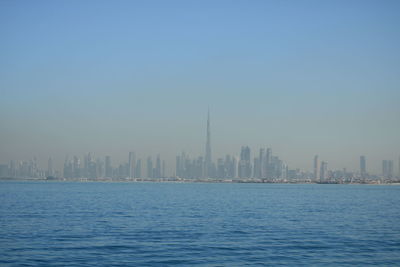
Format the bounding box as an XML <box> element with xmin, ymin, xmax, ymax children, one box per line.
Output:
<box><xmin>0</xmin><ymin>181</ymin><xmax>399</xmax><ymax>266</ymax></box>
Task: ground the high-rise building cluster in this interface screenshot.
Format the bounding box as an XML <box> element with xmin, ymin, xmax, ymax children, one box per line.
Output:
<box><xmin>313</xmin><ymin>155</ymin><xmax>329</xmax><ymax>182</ymax></box>
<box><xmin>62</xmin><ymin>152</ymin><xmax>164</xmax><ymax>180</ymax></box>
<box><xmin>0</xmin><ymin>157</ymin><xmax>46</xmax><ymax>179</ymax></box>
<box><xmin>0</xmin><ymin>111</ymin><xmax>399</xmax><ymax>183</ymax></box>
<box><xmin>175</xmin><ymin>146</ymin><xmax>288</xmax><ymax>180</ymax></box>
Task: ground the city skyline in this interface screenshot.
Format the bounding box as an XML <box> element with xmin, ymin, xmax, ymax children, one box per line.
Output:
<box><xmin>1</xmin><ymin>2</ymin><xmax>400</xmax><ymax>266</ymax></box>
<box><xmin>1</xmin><ymin>110</ymin><xmax>399</xmax><ymax>180</ymax></box>
<box><xmin>1</xmin><ymin>1</ymin><xmax>400</xmax><ymax>174</ymax></box>
<box><xmin>0</xmin><ymin>102</ymin><xmax>399</xmax><ymax>175</ymax></box>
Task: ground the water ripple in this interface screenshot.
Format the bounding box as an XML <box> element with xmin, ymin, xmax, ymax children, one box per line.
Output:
<box><xmin>1</xmin><ymin>182</ymin><xmax>400</xmax><ymax>266</ymax></box>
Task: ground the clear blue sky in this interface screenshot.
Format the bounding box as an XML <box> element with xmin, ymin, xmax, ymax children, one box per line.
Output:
<box><xmin>1</xmin><ymin>0</ymin><xmax>399</xmax><ymax>173</ymax></box>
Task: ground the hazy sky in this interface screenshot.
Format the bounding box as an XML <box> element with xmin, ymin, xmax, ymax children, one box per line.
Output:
<box><xmin>1</xmin><ymin>0</ymin><xmax>399</xmax><ymax>174</ymax></box>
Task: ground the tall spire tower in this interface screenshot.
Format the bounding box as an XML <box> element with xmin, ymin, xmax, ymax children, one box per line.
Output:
<box><xmin>205</xmin><ymin>108</ymin><xmax>212</xmax><ymax>177</ymax></box>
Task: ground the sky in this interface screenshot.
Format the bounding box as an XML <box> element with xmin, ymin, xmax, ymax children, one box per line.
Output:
<box><xmin>1</xmin><ymin>0</ymin><xmax>399</xmax><ymax>174</ymax></box>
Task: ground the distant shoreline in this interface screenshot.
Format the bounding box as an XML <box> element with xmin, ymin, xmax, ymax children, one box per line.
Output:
<box><xmin>1</xmin><ymin>177</ymin><xmax>399</xmax><ymax>185</ymax></box>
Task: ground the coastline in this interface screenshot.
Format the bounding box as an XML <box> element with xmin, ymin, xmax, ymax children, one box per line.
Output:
<box><xmin>1</xmin><ymin>177</ymin><xmax>399</xmax><ymax>185</ymax></box>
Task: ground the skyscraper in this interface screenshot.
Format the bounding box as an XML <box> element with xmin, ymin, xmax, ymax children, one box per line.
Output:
<box><xmin>239</xmin><ymin>146</ymin><xmax>251</xmax><ymax>178</ymax></box>
<box><xmin>320</xmin><ymin>161</ymin><xmax>328</xmax><ymax>182</ymax></box>
<box><xmin>382</xmin><ymin>160</ymin><xmax>388</xmax><ymax>178</ymax></box>
<box><xmin>135</xmin><ymin>159</ymin><xmax>142</xmax><ymax>178</ymax></box>
<box><xmin>105</xmin><ymin>156</ymin><xmax>112</xmax><ymax>178</ymax></box>
<box><xmin>265</xmin><ymin>148</ymin><xmax>272</xmax><ymax>180</ymax></box>
<box><xmin>382</xmin><ymin>160</ymin><xmax>393</xmax><ymax>179</ymax></box>
<box><xmin>398</xmin><ymin>156</ymin><xmax>400</xmax><ymax>178</ymax></box>
<box><xmin>128</xmin><ymin>152</ymin><xmax>135</xmax><ymax>179</ymax></box>
<box><xmin>162</xmin><ymin>160</ymin><xmax>166</xmax><ymax>178</ymax></box>
<box><xmin>73</xmin><ymin>156</ymin><xmax>80</xmax><ymax>178</ymax></box>
<box><xmin>314</xmin><ymin>155</ymin><xmax>320</xmax><ymax>181</ymax></box>
<box><xmin>205</xmin><ymin>108</ymin><xmax>212</xmax><ymax>177</ymax></box>
<box><xmin>47</xmin><ymin>157</ymin><xmax>53</xmax><ymax>177</ymax></box>
<box><xmin>360</xmin><ymin>156</ymin><xmax>366</xmax><ymax>178</ymax></box>
<box><xmin>259</xmin><ymin>148</ymin><xmax>266</xmax><ymax>178</ymax></box>
<box><xmin>253</xmin><ymin>157</ymin><xmax>260</xmax><ymax>178</ymax></box>
<box><xmin>147</xmin><ymin>156</ymin><xmax>153</xmax><ymax>178</ymax></box>
<box><xmin>155</xmin><ymin>154</ymin><xmax>161</xmax><ymax>178</ymax></box>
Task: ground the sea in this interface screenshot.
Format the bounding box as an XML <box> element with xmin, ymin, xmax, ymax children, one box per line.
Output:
<box><xmin>0</xmin><ymin>181</ymin><xmax>399</xmax><ymax>266</ymax></box>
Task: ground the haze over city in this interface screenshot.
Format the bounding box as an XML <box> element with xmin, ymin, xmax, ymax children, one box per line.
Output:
<box><xmin>2</xmin><ymin>2</ymin><xmax>400</xmax><ymax>266</ymax></box>
<box><xmin>1</xmin><ymin>1</ymin><xmax>399</xmax><ymax>174</ymax></box>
